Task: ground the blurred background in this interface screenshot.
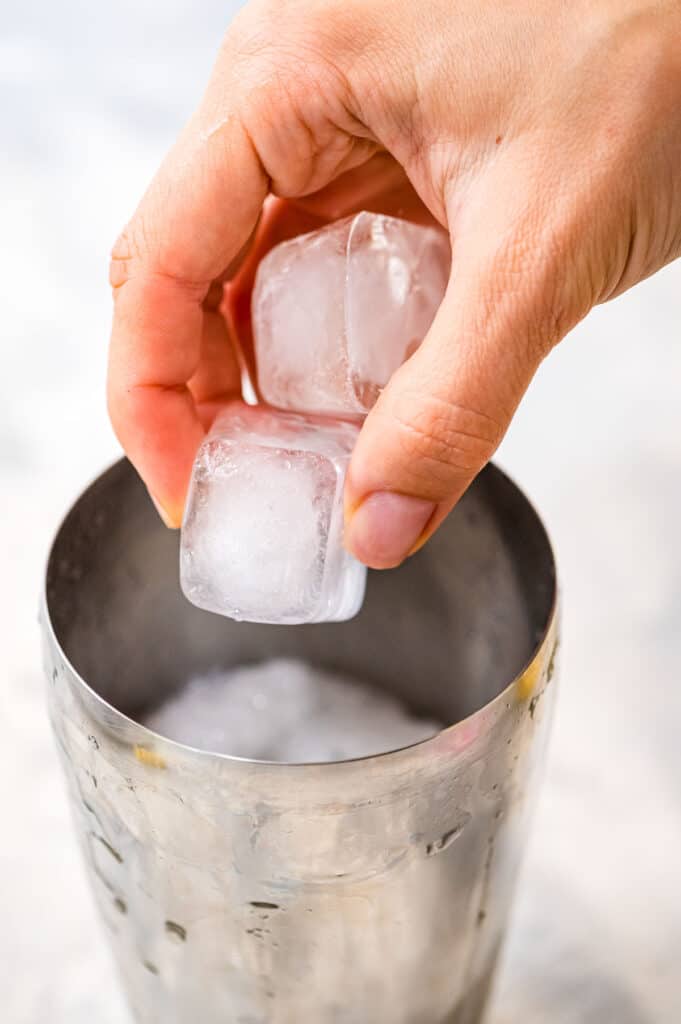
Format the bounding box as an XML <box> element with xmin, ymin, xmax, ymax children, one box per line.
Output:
<box><xmin>2</xmin><ymin>2</ymin><xmax>680</xmax><ymax>1021</ymax></box>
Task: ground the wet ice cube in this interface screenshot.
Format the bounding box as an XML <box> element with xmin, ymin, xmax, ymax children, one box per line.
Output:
<box><xmin>253</xmin><ymin>211</ymin><xmax>450</xmax><ymax>416</ymax></box>
<box><xmin>180</xmin><ymin>403</ymin><xmax>366</xmax><ymax>625</ymax></box>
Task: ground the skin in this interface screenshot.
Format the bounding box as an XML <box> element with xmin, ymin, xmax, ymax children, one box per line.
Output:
<box><xmin>108</xmin><ymin>0</ymin><xmax>681</xmax><ymax>568</ymax></box>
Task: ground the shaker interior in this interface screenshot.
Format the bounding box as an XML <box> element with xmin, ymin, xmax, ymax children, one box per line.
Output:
<box><xmin>46</xmin><ymin>459</ymin><xmax>556</xmax><ymax>726</ymax></box>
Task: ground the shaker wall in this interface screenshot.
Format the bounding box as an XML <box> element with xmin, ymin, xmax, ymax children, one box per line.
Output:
<box><xmin>43</xmin><ymin>459</ymin><xmax>558</xmax><ymax>1024</ymax></box>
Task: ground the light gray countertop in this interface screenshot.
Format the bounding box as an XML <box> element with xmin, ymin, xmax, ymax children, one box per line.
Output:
<box><xmin>2</xmin><ymin>4</ymin><xmax>680</xmax><ymax>1021</ymax></box>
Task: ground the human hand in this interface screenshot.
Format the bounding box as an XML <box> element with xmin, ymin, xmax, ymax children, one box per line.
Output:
<box><xmin>108</xmin><ymin>0</ymin><xmax>681</xmax><ymax>567</ymax></box>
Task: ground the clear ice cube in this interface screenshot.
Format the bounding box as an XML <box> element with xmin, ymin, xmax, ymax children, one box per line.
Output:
<box><xmin>253</xmin><ymin>211</ymin><xmax>450</xmax><ymax>416</ymax></box>
<box><xmin>180</xmin><ymin>402</ymin><xmax>366</xmax><ymax>625</ymax></box>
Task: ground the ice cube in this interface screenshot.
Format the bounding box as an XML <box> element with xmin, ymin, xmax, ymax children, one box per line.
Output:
<box><xmin>143</xmin><ymin>658</ymin><xmax>443</xmax><ymax>762</ymax></box>
<box><xmin>253</xmin><ymin>211</ymin><xmax>450</xmax><ymax>416</ymax></box>
<box><xmin>180</xmin><ymin>403</ymin><xmax>366</xmax><ymax>624</ymax></box>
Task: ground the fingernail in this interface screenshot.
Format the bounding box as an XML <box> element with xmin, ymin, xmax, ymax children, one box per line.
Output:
<box><xmin>149</xmin><ymin>492</ymin><xmax>180</xmax><ymax>529</ymax></box>
<box><xmin>345</xmin><ymin>492</ymin><xmax>435</xmax><ymax>568</ymax></box>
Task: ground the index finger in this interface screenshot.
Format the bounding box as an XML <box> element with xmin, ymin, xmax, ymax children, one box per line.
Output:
<box><xmin>107</xmin><ymin>107</ymin><xmax>268</xmax><ymax>526</ymax></box>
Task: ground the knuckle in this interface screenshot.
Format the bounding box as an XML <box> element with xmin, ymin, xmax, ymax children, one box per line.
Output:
<box><xmin>109</xmin><ymin>217</ymin><xmax>207</xmax><ymax>301</ymax></box>
<box><xmin>238</xmin><ymin>65</ymin><xmax>358</xmax><ymax>196</ymax></box>
<box><xmin>482</xmin><ymin>226</ymin><xmax>577</xmax><ymax>363</ymax></box>
<box><xmin>228</xmin><ymin>0</ymin><xmax>359</xmax><ymax>112</ymax></box>
<box><xmin>109</xmin><ymin>216</ymin><xmax>159</xmax><ymax>292</ymax></box>
<box><xmin>229</xmin><ymin>0</ymin><xmax>345</xmax><ymax>78</ymax></box>
<box><xmin>219</xmin><ymin>2</ymin><xmax>367</xmax><ymax>196</ymax></box>
<box><xmin>109</xmin><ymin>224</ymin><xmax>140</xmax><ymax>292</ymax></box>
<box><xmin>386</xmin><ymin>389</ymin><xmax>503</xmax><ymax>492</ymax></box>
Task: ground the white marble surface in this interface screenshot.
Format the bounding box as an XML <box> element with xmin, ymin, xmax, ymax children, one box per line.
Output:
<box><xmin>2</xmin><ymin>4</ymin><xmax>680</xmax><ymax>1021</ymax></box>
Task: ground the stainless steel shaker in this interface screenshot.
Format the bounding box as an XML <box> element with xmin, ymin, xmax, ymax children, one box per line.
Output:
<box><xmin>42</xmin><ymin>458</ymin><xmax>558</xmax><ymax>1024</ymax></box>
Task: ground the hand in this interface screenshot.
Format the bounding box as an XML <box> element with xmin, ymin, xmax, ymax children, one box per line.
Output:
<box><xmin>108</xmin><ymin>0</ymin><xmax>681</xmax><ymax>567</ymax></box>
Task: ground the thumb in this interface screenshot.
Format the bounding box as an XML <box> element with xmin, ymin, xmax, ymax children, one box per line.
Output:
<box><xmin>344</xmin><ymin>191</ymin><xmax>575</xmax><ymax>568</ymax></box>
